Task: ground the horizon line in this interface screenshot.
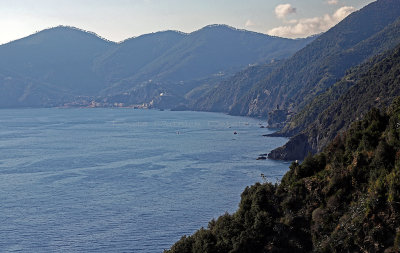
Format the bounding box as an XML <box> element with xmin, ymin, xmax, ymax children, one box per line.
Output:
<box><xmin>0</xmin><ymin>24</ymin><xmax>318</xmax><ymax>46</ymax></box>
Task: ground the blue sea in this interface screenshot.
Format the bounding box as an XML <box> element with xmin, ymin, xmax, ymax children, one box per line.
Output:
<box><xmin>0</xmin><ymin>108</ymin><xmax>289</xmax><ymax>252</ymax></box>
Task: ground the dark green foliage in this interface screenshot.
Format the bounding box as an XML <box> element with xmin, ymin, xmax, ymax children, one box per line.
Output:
<box><xmin>166</xmin><ymin>98</ymin><xmax>400</xmax><ymax>252</ymax></box>
<box><xmin>168</xmin><ymin>236</ymin><xmax>195</xmax><ymax>253</ymax></box>
<box><xmin>270</xmin><ymin>41</ymin><xmax>400</xmax><ymax>160</ymax></box>
<box><xmin>280</xmin><ymin>15</ymin><xmax>400</xmax><ymax>137</ymax></box>
<box><xmin>229</xmin><ymin>0</ymin><xmax>400</xmax><ymax>120</ymax></box>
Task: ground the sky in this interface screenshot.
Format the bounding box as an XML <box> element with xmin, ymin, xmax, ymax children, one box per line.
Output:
<box><xmin>0</xmin><ymin>0</ymin><xmax>375</xmax><ymax>44</ymax></box>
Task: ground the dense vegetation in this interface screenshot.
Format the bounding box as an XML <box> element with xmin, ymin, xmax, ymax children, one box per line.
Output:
<box><xmin>166</xmin><ymin>98</ymin><xmax>400</xmax><ymax>252</ymax></box>
<box><xmin>279</xmin><ymin>16</ymin><xmax>400</xmax><ymax>137</ymax></box>
<box><xmin>227</xmin><ymin>0</ymin><xmax>400</xmax><ymax>120</ymax></box>
<box><xmin>269</xmin><ymin>41</ymin><xmax>400</xmax><ymax>160</ymax></box>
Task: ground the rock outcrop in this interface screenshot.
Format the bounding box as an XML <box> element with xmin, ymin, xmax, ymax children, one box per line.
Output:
<box><xmin>268</xmin><ymin>134</ymin><xmax>313</xmax><ymax>161</ymax></box>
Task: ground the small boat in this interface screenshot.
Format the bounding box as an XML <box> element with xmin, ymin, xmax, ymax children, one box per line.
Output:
<box><xmin>257</xmin><ymin>156</ymin><xmax>267</xmax><ymax>160</ymax></box>
<box><xmin>234</xmin><ymin>131</ymin><xmax>238</xmax><ymax>135</ymax></box>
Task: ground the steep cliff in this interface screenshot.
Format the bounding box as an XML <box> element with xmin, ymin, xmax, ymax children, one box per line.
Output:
<box><xmin>269</xmin><ymin>42</ymin><xmax>400</xmax><ymax>160</ymax></box>
<box><xmin>166</xmin><ymin>97</ymin><xmax>400</xmax><ymax>252</ymax></box>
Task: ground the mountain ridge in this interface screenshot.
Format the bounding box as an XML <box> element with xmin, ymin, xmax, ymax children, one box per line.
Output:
<box><xmin>0</xmin><ymin>25</ymin><xmax>114</xmax><ymax>95</ymax></box>
<box><xmin>269</xmin><ymin>42</ymin><xmax>400</xmax><ymax>160</ymax></box>
<box><xmin>0</xmin><ymin>24</ymin><xmax>314</xmax><ymax>109</ymax></box>
<box><xmin>226</xmin><ymin>0</ymin><xmax>400</xmax><ymax>119</ymax></box>
<box><xmin>277</xmin><ymin>15</ymin><xmax>400</xmax><ymax>137</ymax></box>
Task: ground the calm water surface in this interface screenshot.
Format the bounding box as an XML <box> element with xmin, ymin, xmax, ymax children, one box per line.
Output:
<box><xmin>0</xmin><ymin>108</ymin><xmax>289</xmax><ymax>252</ymax></box>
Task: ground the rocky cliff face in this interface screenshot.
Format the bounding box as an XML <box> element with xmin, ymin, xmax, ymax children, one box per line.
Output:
<box><xmin>268</xmin><ymin>134</ymin><xmax>313</xmax><ymax>160</ymax></box>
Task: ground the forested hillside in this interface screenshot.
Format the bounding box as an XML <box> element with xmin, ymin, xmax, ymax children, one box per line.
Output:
<box><xmin>280</xmin><ymin>16</ymin><xmax>400</xmax><ymax>137</ymax></box>
<box><xmin>269</xmin><ymin>42</ymin><xmax>400</xmax><ymax>160</ymax></box>
<box><xmin>227</xmin><ymin>0</ymin><xmax>400</xmax><ymax>120</ymax></box>
<box><xmin>166</xmin><ymin>97</ymin><xmax>400</xmax><ymax>253</ymax></box>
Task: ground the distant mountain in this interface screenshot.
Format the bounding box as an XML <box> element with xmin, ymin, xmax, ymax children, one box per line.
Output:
<box><xmin>127</xmin><ymin>25</ymin><xmax>311</xmax><ymax>82</ymax></box>
<box><xmin>190</xmin><ymin>60</ymin><xmax>282</xmax><ymax>112</ymax></box>
<box><xmin>93</xmin><ymin>30</ymin><xmax>186</xmax><ymax>85</ymax></box>
<box><xmin>269</xmin><ymin>42</ymin><xmax>400</xmax><ymax>160</ymax></box>
<box><xmin>0</xmin><ymin>68</ymin><xmax>71</xmax><ymax>108</ymax></box>
<box><xmin>0</xmin><ymin>25</ymin><xmax>313</xmax><ymax>108</ymax></box>
<box><xmin>98</xmin><ymin>25</ymin><xmax>314</xmax><ymax>106</ymax></box>
<box><xmin>227</xmin><ymin>0</ymin><xmax>400</xmax><ymax>119</ymax></box>
<box><xmin>0</xmin><ymin>26</ymin><xmax>115</xmax><ymax>96</ymax></box>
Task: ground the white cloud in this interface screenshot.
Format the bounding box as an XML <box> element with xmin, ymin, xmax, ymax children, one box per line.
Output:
<box><xmin>333</xmin><ymin>6</ymin><xmax>355</xmax><ymax>20</ymax></box>
<box><xmin>268</xmin><ymin>6</ymin><xmax>356</xmax><ymax>38</ymax></box>
<box><xmin>245</xmin><ymin>19</ymin><xmax>256</xmax><ymax>27</ymax></box>
<box><xmin>327</xmin><ymin>0</ymin><xmax>339</xmax><ymax>5</ymax></box>
<box><xmin>275</xmin><ymin>4</ymin><xmax>297</xmax><ymax>19</ymax></box>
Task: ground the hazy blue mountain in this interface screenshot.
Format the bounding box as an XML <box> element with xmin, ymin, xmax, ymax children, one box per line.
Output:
<box><xmin>0</xmin><ymin>24</ymin><xmax>313</xmax><ymax>108</ymax></box>
<box><xmin>99</xmin><ymin>25</ymin><xmax>314</xmax><ymax>100</ymax></box>
<box><xmin>229</xmin><ymin>0</ymin><xmax>400</xmax><ymax>119</ymax></box>
<box><xmin>0</xmin><ymin>68</ymin><xmax>71</xmax><ymax>108</ymax></box>
<box><xmin>0</xmin><ymin>26</ymin><xmax>115</xmax><ymax>96</ymax></box>
<box><xmin>93</xmin><ymin>30</ymin><xmax>186</xmax><ymax>84</ymax></box>
<box><xmin>128</xmin><ymin>25</ymin><xmax>311</xmax><ymax>83</ymax></box>
<box><xmin>190</xmin><ymin>61</ymin><xmax>282</xmax><ymax>113</ymax></box>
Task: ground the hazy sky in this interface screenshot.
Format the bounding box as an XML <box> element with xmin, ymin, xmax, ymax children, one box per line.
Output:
<box><xmin>0</xmin><ymin>0</ymin><xmax>375</xmax><ymax>44</ymax></box>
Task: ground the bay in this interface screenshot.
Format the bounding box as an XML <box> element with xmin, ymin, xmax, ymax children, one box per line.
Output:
<box><xmin>0</xmin><ymin>108</ymin><xmax>289</xmax><ymax>252</ymax></box>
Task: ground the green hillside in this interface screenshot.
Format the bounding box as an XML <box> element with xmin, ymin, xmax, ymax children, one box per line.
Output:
<box><xmin>166</xmin><ymin>97</ymin><xmax>400</xmax><ymax>253</ymax></box>
<box><xmin>281</xmin><ymin>16</ymin><xmax>400</xmax><ymax>137</ymax></box>
<box><xmin>228</xmin><ymin>0</ymin><xmax>400</xmax><ymax>120</ymax></box>
<box><xmin>269</xmin><ymin>42</ymin><xmax>400</xmax><ymax>160</ymax></box>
